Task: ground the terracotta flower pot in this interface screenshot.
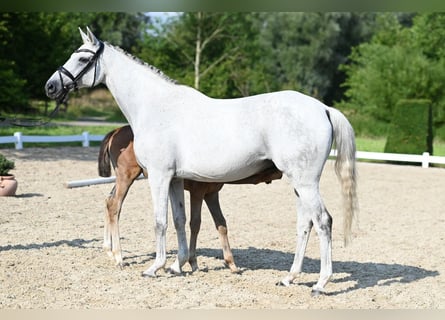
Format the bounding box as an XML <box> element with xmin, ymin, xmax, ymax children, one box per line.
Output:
<box><xmin>0</xmin><ymin>175</ymin><xmax>18</xmax><ymax>196</ymax></box>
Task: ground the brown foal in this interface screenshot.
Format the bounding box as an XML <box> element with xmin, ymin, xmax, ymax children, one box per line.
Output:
<box><xmin>98</xmin><ymin>125</ymin><xmax>282</xmax><ymax>272</ymax></box>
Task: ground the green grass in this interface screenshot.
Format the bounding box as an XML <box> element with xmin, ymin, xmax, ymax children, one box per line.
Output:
<box><xmin>0</xmin><ymin>124</ymin><xmax>119</xmax><ymax>137</ymax></box>
<box><xmin>356</xmin><ymin>136</ymin><xmax>445</xmax><ymax>156</ymax></box>
<box><xmin>355</xmin><ymin>137</ymin><xmax>386</xmax><ymax>153</ymax></box>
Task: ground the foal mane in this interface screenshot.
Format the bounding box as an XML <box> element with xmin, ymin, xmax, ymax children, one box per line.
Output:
<box><xmin>105</xmin><ymin>42</ymin><xmax>178</xmax><ymax>84</ymax></box>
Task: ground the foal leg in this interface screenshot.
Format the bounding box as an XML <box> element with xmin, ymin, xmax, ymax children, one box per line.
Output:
<box><xmin>167</xmin><ymin>178</ymin><xmax>189</xmax><ymax>275</ymax></box>
<box><xmin>204</xmin><ymin>191</ymin><xmax>238</xmax><ymax>273</ymax></box>
<box><xmin>103</xmin><ymin>185</ymin><xmax>115</xmax><ymax>259</ymax></box>
<box><xmin>188</xmin><ymin>191</ymin><xmax>204</xmax><ymax>272</ymax></box>
<box><xmin>106</xmin><ymin>168</ymin><xmax>139</xmax><ymax>267</ymax></box>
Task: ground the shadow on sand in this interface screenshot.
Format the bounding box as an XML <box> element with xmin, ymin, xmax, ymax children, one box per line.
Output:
<box><xmin>195</xmin><ymin>247</ymin><xmax>439</xmax><ymax>296</ymax></box>
<box><xmin>1</xmin><ymin>239</ymin><xmax>438</xmax><ymax>296</ymax></box>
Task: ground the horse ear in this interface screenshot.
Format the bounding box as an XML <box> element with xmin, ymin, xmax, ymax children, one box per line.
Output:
<box><xmin>79</xmin><ymin>27</ymin><xmax>89</xmax><ymax>44</ymax></box>
<box><xmin>86</xmin><ymin>26</ymin><xmax>99</xmax><ymax>46</ymax></box>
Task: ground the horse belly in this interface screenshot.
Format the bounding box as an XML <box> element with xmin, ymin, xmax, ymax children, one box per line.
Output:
<box><xmin>175</xmin><ymin>156</ymin><xmax>272</xmax><ymax>183</ymax></box>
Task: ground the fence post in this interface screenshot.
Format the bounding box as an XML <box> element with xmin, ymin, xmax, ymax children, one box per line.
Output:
<box><xmin>82</xmin><ymin>131</ymin><xmax>90</xmax><ymax>147</ymax></box>
<box><xmin>422</xmin><ymin>152</ymin><xmax>430</xmax><ymax>168</ymax></box>
<box><xmin>14</xmin><ymin>132</ymin><xmax>23</xmax><ymax>150</ymax></box>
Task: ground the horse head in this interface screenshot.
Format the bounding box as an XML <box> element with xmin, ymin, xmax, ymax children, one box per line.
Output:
<box><xmin>45</xmin><ymin>27</ymin><xmax>105</xmax><ymax>103</ymax></box>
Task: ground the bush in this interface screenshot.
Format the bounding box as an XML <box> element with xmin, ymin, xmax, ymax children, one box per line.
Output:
<box><xmin>0</xmin><ymin>153</ymin><xmax>15</xmax><ymax>176</ymax></box>
<box><xmin>0</xmin><ymin>60</ymin><xmax>29</xmax><ymax>113</ymax></box>
<box><xmin>384</xmin><ymin>99</ymin><xmax>433</xmax><ymax>155</ymax></box>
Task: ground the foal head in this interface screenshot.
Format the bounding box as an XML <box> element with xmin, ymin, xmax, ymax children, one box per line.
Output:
<box><xmin>45</xmin><ymin>27</ymin><xmax>105</xmax><ymax>103</ymax></box>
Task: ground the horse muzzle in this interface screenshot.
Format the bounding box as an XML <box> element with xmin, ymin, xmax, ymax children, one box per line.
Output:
<box><xmin>45</xmin><ymin>78</ymin><xmax>70</xmax><ymax>103</ymax></box>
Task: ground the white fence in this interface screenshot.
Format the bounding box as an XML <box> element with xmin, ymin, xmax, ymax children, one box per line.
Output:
<box><xmin>0</xmin><ymin>131</ymin><xmax>104</xmax><ymax>149</ymax></box>
<box><xmin>1</xmin><ymin>132</ymin><xmax>445</xmax><ymax>168</ymax></box>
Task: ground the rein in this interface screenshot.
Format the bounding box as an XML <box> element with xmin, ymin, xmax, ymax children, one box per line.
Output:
<box><xmin>55</xmin><ymin>41</ymin><xmax>105</xmax><ymax>104</ymax></box>
<box><xmin>1</xmin><ymin>100</ymin><xmax>65</xmax><ymax>127</ymax></box>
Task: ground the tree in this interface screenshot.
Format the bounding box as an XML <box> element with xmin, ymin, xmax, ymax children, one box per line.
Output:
<box><xmin>0</xmin><ymin>12</ymin><xmax>148</xmax><ymax>113</ymax></box>
<box><xmin>340</xmin><ymin>13</ymin><xmax>445</xmax><ymax>128</ymax></box>
<box><xmin>137</xmin><ymin>12</ymin><xmax>266</xmax><ymax>98</ymax></box>
<box><xmin>257</xmin><ymin>12</ymin><xmax>378</xmax><ymax>105</ymax></box>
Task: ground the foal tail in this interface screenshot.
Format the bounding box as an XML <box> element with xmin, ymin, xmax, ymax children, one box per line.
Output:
<box><xmin>327</xmin><ymin>107</ymin><xmax>358</xmax><ymax>246</ymax></box>
<box><xmin>98</xmin><ymin>129</ymin><xmax>117</xmax><ymax>177</ymax></box>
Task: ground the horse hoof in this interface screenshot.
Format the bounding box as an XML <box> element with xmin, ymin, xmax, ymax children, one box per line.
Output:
<box><xmin>115</xmin><ymin>260</ymin><xmax>125</xmax><ymax>270</ymax></box>
<box><xmin>166</xmin><ymin>267</ymin><xmax>182</xmax><ymax>276</ymax></box>
<box><xmin>231</xmin><ymin>268</ymin><xmax>241</xmax><ymax>274</ymax></box>
<box><xmin>311</xmin><ymin>289</ymin><xmax>324</xmax><ymax>297</ymax></box>
<box><xmin>141</xmin><ymin>270</ymin><xmax>156</xmax><ymax>278</ymax></box>
<box><xmin>189</xmin><ymin>262</ymin><xmax>199</xmax><ymax>273</ymax></box>
<box><xmin>276</xmin><ymin>280</ymin><xmax>290</xmax><ymax>287</ymax></box>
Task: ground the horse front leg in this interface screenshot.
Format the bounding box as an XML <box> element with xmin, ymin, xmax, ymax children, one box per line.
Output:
<box><xmin>167</xmin><ymin>178</ymin><xmax>189</xmax><ymax>275</ymax></box>
<box><xmin>142</xmin><ymin>172</ymin><xmax>171</xmax><ymax>277</ymax></box>
<box><xmin>204</xmin><ymin>190</ymin><xmax>239</xmax><ymax>273</ymax></box>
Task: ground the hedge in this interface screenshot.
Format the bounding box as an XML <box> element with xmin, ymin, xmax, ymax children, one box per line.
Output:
<box><xmin>384</xmin><ymin>99</ymin><xmax>433</xmax><ymax>155</ymax></box>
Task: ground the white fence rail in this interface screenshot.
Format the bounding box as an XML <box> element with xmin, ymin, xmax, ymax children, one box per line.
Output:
<box><xmin>0</xmin><ymin>131</ymin><xmax>104</xmax><ymax>149</ymax></box>
<box><xmin>330</xmin><ymin>150</ymin><xmax>445</xmax><ymax>168</ymax></box>
<box><xmin>1</xmin><ymin>132</ymin><xmax>445</xmax><ymax>168</ymax></box>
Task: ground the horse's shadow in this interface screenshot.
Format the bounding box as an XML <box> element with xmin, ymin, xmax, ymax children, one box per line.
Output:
<box><xmin>122</xmin><ymin>246</ymin><xmax>439</xmax><ymax>295</ymax></box>
<box><xmin>0</xmin><ymin>238</ymin><xmax>101</xmax><ymax>252</ymax></box>
<box><xmin>1</xmin><ymin>238</ymin><xmax>438</xmax><ymax>296</ymax></box>
<box><xmin>193</xmin><ymin>247</ymin><xmax>439</xmax><ymax>296</ymax></box>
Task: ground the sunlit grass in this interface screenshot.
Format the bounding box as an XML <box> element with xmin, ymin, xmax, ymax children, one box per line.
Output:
<box><xmin>356</xmin><ymin>136</ymin><xmax>445</xmax><ymax>156</ymax></box>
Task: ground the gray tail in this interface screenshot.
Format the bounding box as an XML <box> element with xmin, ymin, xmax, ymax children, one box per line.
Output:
<box><xmin>327</xmin><ymin>107</ymin><xmax>359</xmax><ymax>246</ymax></box>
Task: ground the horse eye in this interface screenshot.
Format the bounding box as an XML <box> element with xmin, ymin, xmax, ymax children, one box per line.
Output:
<box><xmin>79</xmin><ymin>57</ymin><xmax>90</xmax><ymax>63</ymax></box>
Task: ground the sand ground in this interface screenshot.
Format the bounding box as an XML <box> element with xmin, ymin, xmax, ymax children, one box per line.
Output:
<box><xmin>0</xmin><ymin>147</ymin><xmax>444</xmax><ymax>308</ymax></box>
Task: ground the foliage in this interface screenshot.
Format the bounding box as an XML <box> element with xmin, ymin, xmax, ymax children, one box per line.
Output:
<box><xmin>0</xmin><ymin>59</ymin><xmax>28</xmax><ymax>112</ymax></box>
<box><xmin>137</xmin><ymin>12</ymin><xmax>267</xmax><ymax>98</ymax></box>
<box><xmin>340</xmin><ymin>13</ymin><xmax>445</xmax><ymax>132</ymax></box>
<box><xmin>137</xmin><ymin>12</ymin><xmax>378</xmax><ymax>102</ymax></box>
<box><xmin>0</xmin><ymin>153</ymin><xmax>15</xmax><ymax>175</ymax></box>
<box><xmin>384</xmin><ymin>99</ymin><xmax>433</xmax><ymax>155</ymax></box>
<box><xmin>6</xmin><ymin>11</ymin><xmax>445</xmax><ymax>143</ymax></box>
<box><xmin>0</xmin><ymin>12</ymin><xmax>148</xmax><ymax>113</ymax></box>
<box><xmin>258</xmin><ymin>12</ymin><xmax>378</xmax><ymax>104</ymax></box>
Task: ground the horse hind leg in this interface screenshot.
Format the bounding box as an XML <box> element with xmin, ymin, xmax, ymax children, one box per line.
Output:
<box><xmin>312</xmin><ymin>206</ymin><xmax>333</xmax><ymax>296</ymax></box>
<box><xmin>280</xmin><ymin>184</ymin><xmax>333</xmax><ymax>295</ymax></box>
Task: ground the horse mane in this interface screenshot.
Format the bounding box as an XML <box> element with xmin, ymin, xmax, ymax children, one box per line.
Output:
<box><xmin>105</xmin><ymin>42</ymin><xmax>178</xmax><ymax>85</ymax></box>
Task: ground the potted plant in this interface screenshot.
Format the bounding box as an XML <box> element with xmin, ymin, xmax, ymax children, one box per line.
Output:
<box><xmin>0</xmin><ymin>153</ymin><xmax>17</xmax><ymax>196</ymax></box>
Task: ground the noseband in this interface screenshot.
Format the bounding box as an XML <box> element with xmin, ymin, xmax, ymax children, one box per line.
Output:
<box><xmin>56</xmin><ymin>41</ymin><xmax>104</xmax><ymax>103</ymax></box>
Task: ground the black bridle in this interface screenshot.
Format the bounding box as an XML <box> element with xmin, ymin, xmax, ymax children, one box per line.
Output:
<box><xmin>55</xmin><ymin>41</ymin><xmax>105</xmax><ymax>104</ymax></box>
<box><xmin>6</xmin><ymin>41</ymin><xmax>106</xmax><ymax>127</ymax></box>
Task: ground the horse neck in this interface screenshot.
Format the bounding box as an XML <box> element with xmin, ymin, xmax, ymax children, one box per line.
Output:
<box><xmin>100</xmin><ymin>44</ymin><xmax>177</xmax><ymax>129</ymax></box>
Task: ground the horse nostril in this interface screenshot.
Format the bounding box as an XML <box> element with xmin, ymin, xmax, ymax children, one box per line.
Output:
<box><xmin>45</xmin><ymin>82</ymin><xmax>55</xmax><ymax>94</ymax></box>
